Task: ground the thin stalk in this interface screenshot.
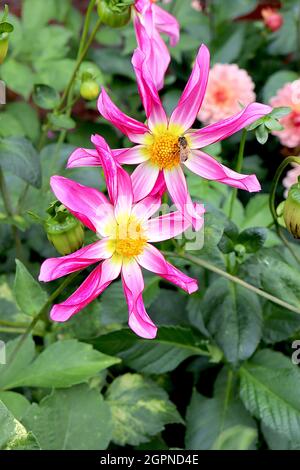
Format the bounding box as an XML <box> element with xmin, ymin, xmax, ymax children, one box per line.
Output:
<box><xmin>163</xmin><ymin>251</ymin><xmax>300</xmax><ymax>315</ymax></box>
<box><xmin>228</xmin><ymin>129</ymin><xmax>247</xmax><ymax>219</ymax></box>
<box><xmin>7</xmin><ymin>271</ymin><xmax>80</xmax><ymax>366</ymax></box>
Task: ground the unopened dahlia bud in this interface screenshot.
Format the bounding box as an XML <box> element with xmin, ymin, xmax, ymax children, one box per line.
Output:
<box><xmin>261</xmin><ymin>7</ymin><xmax>283</xmax><ymax>32</ymax></box>
<box><xmin>283</xmin><ymin>182</ymin><xmax>300</xmax><ymax>239</ymax></box>
<box><xmin>97</xmin><ymin>0</ymin><xmax>132</xmax><ymax>28</ymax></box>
<box><xmin>45</xmin><ymin>201</ymin><xmax>84</xmax><ymax>255</ymax></box>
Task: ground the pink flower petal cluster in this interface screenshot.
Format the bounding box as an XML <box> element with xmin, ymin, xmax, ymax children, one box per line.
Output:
<box><xmin>198</xmin><ymin>63</ymin><xmax>256</xmax><ymax>125</ymax></box>
<box><xmin>270</xmin><ymin>80</ymin><xmax>300</xmax><ymax>148</ymax></box>
<box><xmin>69</xmin><ymin>45</ymin><xmax>271</xmax><ymax>230</ymax></box>
<box><xmin>40</xmin><ymin>6</ymin><xmax>272</xmax><ymax>339</ymax></box>
<box><xmin>39</xmin><ymin>136</ymin><xmax>202</xmax><ymax>339</ymax></box>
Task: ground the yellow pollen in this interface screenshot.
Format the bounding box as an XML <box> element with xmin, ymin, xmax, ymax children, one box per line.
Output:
<box><xmin>112</xmin><ymin>217</ymin><xmax>147</xmax><ymax>258</ymax></box>
<box><xmin>150</xmin><ymin>132</ymin><xmax>180</xmax><ymax>170</ymax></box>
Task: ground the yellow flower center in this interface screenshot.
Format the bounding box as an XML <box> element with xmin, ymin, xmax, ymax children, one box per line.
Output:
<box><xmin>149</xmin><ymin>132</ymin><xmax>180</xmax><ymax>170</ymax></box>
<box><xmin>111</xmin><ymin>216</ymin><xmax>147</xmax><ymax>258</ymax></box>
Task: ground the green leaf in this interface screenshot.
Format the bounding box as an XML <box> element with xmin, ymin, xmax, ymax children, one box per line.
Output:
<box><xmin>262</xmin><ymin>70</ymin><xmax>298</xmax><ymax>103</ymax></box>
<box><xmin>256</xmin><ymin>250</ymin><xmax>300</xmax><ymax>308</ymax></box>
<box><xmin>212</xmin><ymin>425</ymin><xmax>257</xmax><ymax>450</ymax></box>
<box><xmin>22</xmin><ymin>385</ymin><xmax>112</xmax><ymax>450</ymax></box>
<box><xmin>48</xmin><ymin>113</ymin><xmax>76</xmax><ymax>131</ymax></box>
<box><xmin>1</xmin><ymin>59</ymin><xmax>35</xmax><ymax>99</ymax></box>
<box><xmin>202</xmin><ymin>278</ymin><xmax>262</xmax><ymax>364</ymax></box>
<box><xmin>213</xmin><ymin>25</ymin><xmax>245</xmax><ymax>64</ymax></box>
<box><xmin>22</xmin><ymin>0</ymin><xmax>57</xmax><ymax>30</ymax></box>
<box><xmin>237</xmin><ymin>227</ymin><xmax>267</xmax><ymax>253</ymax></box>
<box><xmin>241</xmin><ymin>194</ymin><xmax>273</xmax><ymax>229</ymax></box>
<box><xmin>33</xmin><ymin>84</ymin><xmax>60</xmax><ymax>109</ymax></box>
<box><xmin>0</xmin><ymin>136</ymin><xmax>41</xmax><ymax>188</ymax></box>
<box><xmin>0</xmin><ymin>336</ymin><xmax>35</xmax><ymax>390</ymax></box>
<box><xmin>0</xmin><ymin>392</ymin><xmax>30</xmax><ymax>421</ymax></box>
<box><xmin>4</xmin><ymin>339</ymin><xmax>120</xmax><ymax>389</ymax></box>
<box><xmin>13</xmin><ymin>260</ymin><xmax>48</xmax><ymax>316</ymax></box>
<box><xmin>185</xmin><ymin>370</ymin><xmax>256</xmax><ymax>450</ymax></box>
<box><xmin>93</xmin><ymin>326</ymin><xmax>208</xmax><ymax>374</ymax></box>
<box><xmin>264</xmin><ymin>117</ymin><xmax>283</xmax><ymax>132</ymax></box>
<box><xmin>106</xmin><ymin>373</ymin><xmax>182</xmax><ymax>446</ymax></box>
<box><xmin>270</xmin><ymin>107</ymin><xmax>291</xmax><ymax>119</ymax></box>
<box><xmin>6</xmin><ymin>102</ymin><xmax>40</xmax><ymax>142</ymax></box>
<box><xmin>262</xmin><ymin>302</ymin><xmax>300</xmax><ymax>344</ymax></box>
<box><xmin>240</xmin><ymin>349</ymin><xmax>300</xmax><ymax>444</ymax></box>
<box><xmin>255</xmin><ymin>124</ymin><xmax>269</xmax><ymax>145</ymax></box>
<box><xmin>0</xmin><ymin>399</ymin><xmax>39</xmax><ymax>450</ymax></box>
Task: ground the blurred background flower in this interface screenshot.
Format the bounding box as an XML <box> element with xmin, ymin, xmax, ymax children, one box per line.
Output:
<box><xmin>197</xmin><ymin>63</ymin><xmax>256</xmax><ymax>125</ymax></box>
<box><xmin>270</xmin><ymin>80</ymin><xmax>300</xmax><ymax>148</ymax></box>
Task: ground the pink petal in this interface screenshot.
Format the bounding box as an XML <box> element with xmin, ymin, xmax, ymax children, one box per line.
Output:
<box><xmin>50</xmin><ymin>257</ymin><xmax>122</xmax><ymax>322</ymax></box>
<box><xmin>39</xmin><ymin>239</ymin><xmax>113</xmax><ymax>282</ymax></box>
<box><xmin>145</xmin><ymin>204</ymin><xmax>204</xmax><ymax>242</ymax></box>
<box><xmin>148</xmin><ymin>171</ymin><xmax>167</xmax><ymax>199</ymax></box>
<box><xmin>131</xmin><ymin>196</ymin><xmax>162</xmax><ymax>222</ymax></box>
<box><xmin>134</xmin><ymin>14</ymin><xmax>170</xmax><ymax>91</ymax></box>
<box><xmin>163</xmin><ymin>166</ymin><xmax>203</xmax><ymax>230</ymax></box>
<box><xmin>137</xmin><ymin>244</ymin><xmax>198</xmax><ymax>294</ymax></box>
<box><xmin>189</xmin><ymin>103</ymin><xmax>272</xmax><ymax>148</ymax></box>
<box><xmin>132</xmin><ymin>48</ymin><xmax>168</xmax><ymax>130</ymax></box>
<box><xmin>122</xmin><ymin>259</ymin><xmax>157</xmax><ymax>339</ymax></box>
<box><xmin>169</xmin><ymin>44</ymin><xmax>210</xmax><ymax>132</ymax></box>
<box><xmin>131</xmin><ymin>161</ymin><xmax>160</xmax><ymax>202</ymax></box>
<box><xmin>50</xmin><ymin>176</ymin><xmax>114</xmax><ymax>234</ymax></box>
<box><xmin>114</xmin><ymin>146</ymin><xmax>149</xmax><ymax>164</ymax></box>
<box><xmin>98</xmin><ymin>88</ymin><xmax>149</xmax><ymax>144</ymax></box>
<box><xmin>185</xmin><ymin>151</ymin><xmax>261</xmax><ymax>192</ymax></box>
<box><xmin>91</xmin><ymin>135</ymin><xmax>133</xmax><ymax>222</ymax></box>
<box><xmin>67</xmin><ymin>147</ymin><xmax>99</xmax><ymax>168</ymax></box>
<box><xmin>152</xmin><ymin>3</ymin><xmax>179</xmax><ymax>47</ymax></box>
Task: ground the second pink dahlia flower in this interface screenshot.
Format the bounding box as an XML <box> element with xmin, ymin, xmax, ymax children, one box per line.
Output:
<box><xmin>39</xmin><ymin>136</ymin><xmax>202</xmax><ymax>339</ymax></box>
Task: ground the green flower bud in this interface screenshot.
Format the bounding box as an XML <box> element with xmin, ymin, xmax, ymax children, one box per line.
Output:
<box><xmin>45</xmin><ymin>201</ymin><xmax>84</xmax><ymax>255</ymax></box>
<box><xmin>284</xmin><ymin>182</ymin><xmax>300</xmax><ymax>239</ymax></box>
<box><xmin>80</xmin><ymin>79</ymin><xmax>100</xmax><ymax>100</ymax></box>
<box><xmin>97</xmin><ymin>0</ymin><xmax>132</xmax><ymax>28</ymax></box>
<box><xmin>0</xmin><ymin>32</ymin><xmax>8</xmax><ymax>64</ymax></box>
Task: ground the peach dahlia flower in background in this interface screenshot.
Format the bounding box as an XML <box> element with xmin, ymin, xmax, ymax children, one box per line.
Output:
<box><xmin>198</xmin><ymin>63</ymin><xmax>256</xmax><ymax>125</ymax></box>
<box><xmin>270</xmin><ymin>80</ymin><xmax>300</xmax><ymax>148</ymax></box>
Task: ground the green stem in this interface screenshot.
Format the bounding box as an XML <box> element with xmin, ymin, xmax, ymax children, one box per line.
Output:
<box><xmin>220</xmin><ymin>369</ymin><xmax>234</xmax><ymax>432</ymax></box>
<box><xmin>78</xmin><ymin>0</ymin><xmax>97</xmax><ymax>57</ymax></box>
<box><xmin>228</xmin><ymin>129</ymin><xmax>247</xmax><ymax>219</ymax></box>
<box><xmin>7</xmin><ymin>271</ymin><xmax>80</xmax><ymax>366</ymax></box>
<box><xmin>163</xmin><ymin>251</ymin><xmax>300</xmax><ymax>315</ymax></box>
<box><xmin>269</xmin><ymin>155</ymin><xmax>300</xmax><ymax>263</ymax></box>
<box><xmin>58</xmin><ymin>17</ymin><xmax>101</xmax><ymax>111</ymax></box>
